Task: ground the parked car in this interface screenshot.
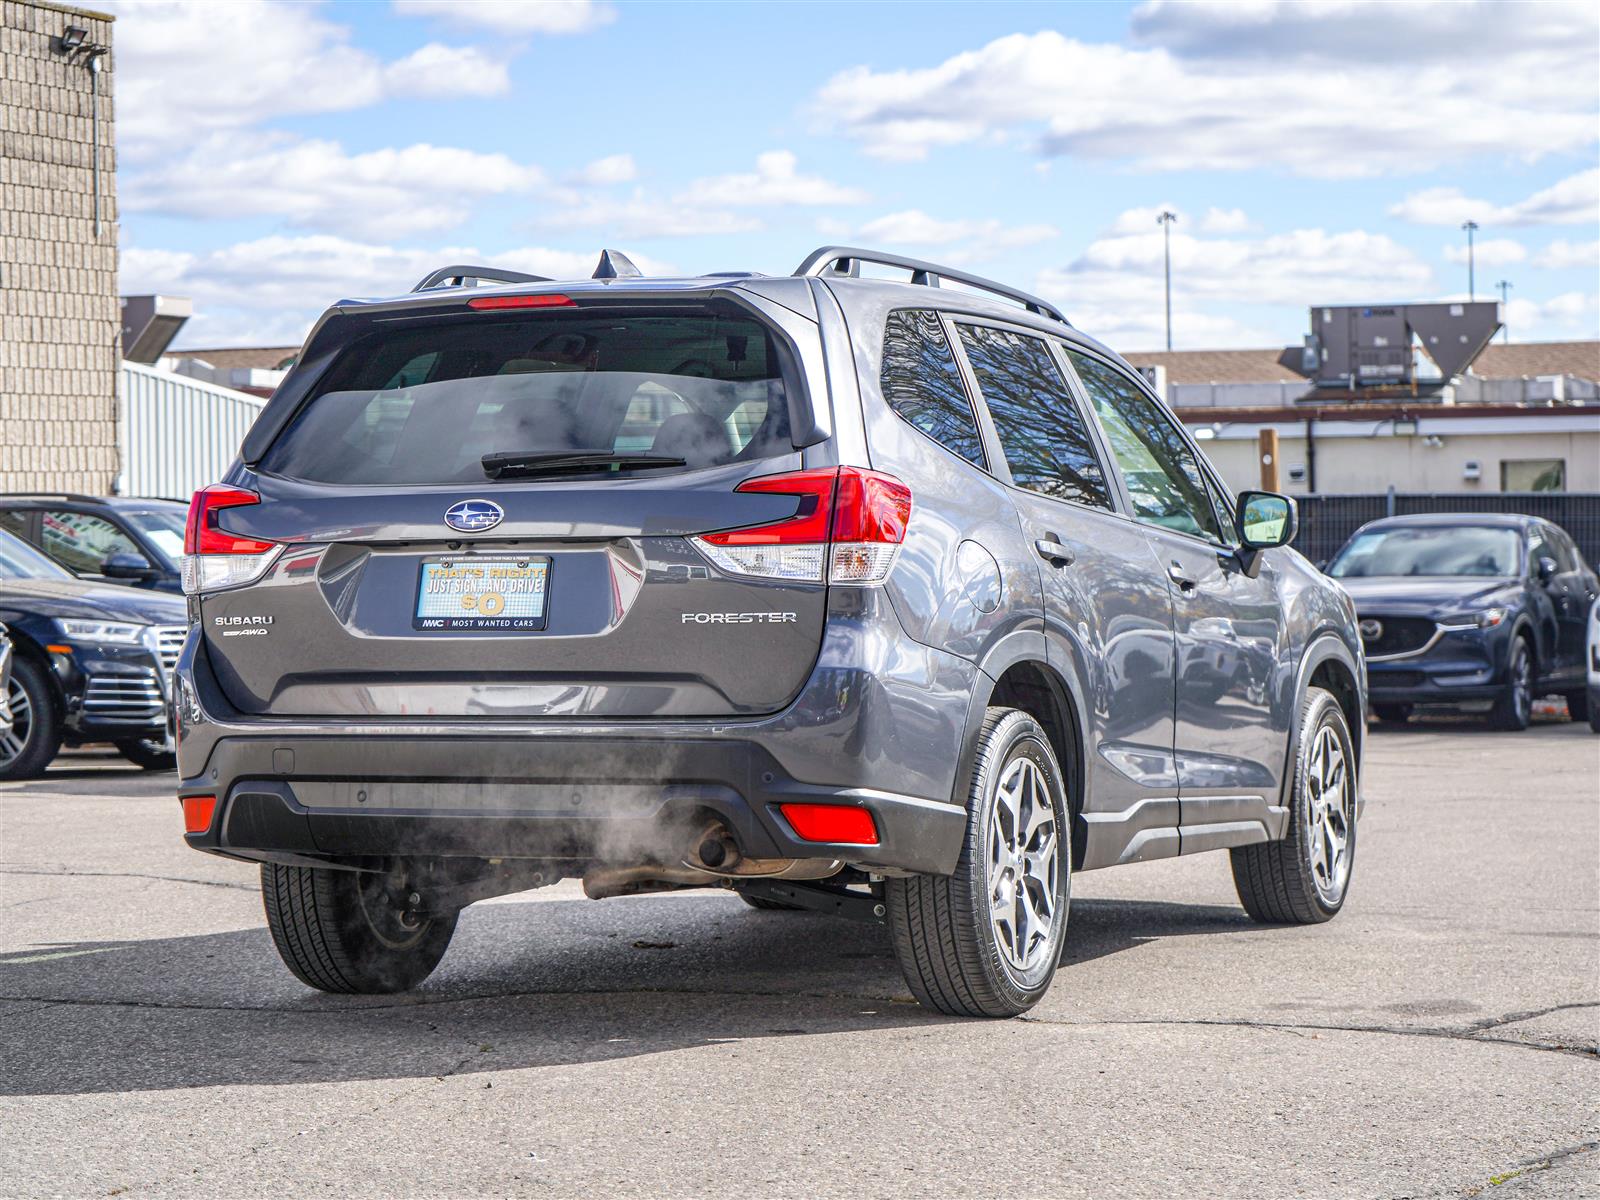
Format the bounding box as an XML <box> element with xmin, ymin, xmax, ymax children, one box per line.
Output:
<box><xmin>1326</xmin><ymin>513</ymin><xmax>1599</xmax><ymax>730</ymax></box>
<box><xmin>0</xmin><ymin>528</ymin><xmax>187</xmax><ymax>779</ymax></box>
<box><xmin>0</xmin><ymin>493</ymin><xmax>188</xmax><ymax>593</ymax></box>
<box><xmin>175</xmin><ymin>248</ymin><xmax>1364</xmax><ymax>1017</ymax></box>
<box><xmin>0</xmin><ymin>623</ymin><xmax>13</xmax><ymax>756</ymax></box>
<box><xmin>1587</xmin><ymin>597</ymin><xmax>1600</xmax><ymax>734</ymax></box>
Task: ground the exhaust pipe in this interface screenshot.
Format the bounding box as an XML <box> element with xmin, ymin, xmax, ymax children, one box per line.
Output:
<box><xmin>581</xmin><ymin>817</ymin><xmax>840</xmax><ymax>900</ymax></box>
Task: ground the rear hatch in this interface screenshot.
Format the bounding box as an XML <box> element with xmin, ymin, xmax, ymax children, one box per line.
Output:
<box><xmin>196</xmin><ymin>299</ymin><xmax>831</xmax><ymax>720</ymax></box>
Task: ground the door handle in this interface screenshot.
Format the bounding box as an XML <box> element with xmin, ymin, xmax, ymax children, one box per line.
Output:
<box><xmin>1035</xmin><ymin>538</ymin><xmax>1074</xmax><ymax>566</ymax></box>
<box><xmin>1167</xmin><ymin>562</ymin><xmax>1197</xmax><ymax>593</ymax></box>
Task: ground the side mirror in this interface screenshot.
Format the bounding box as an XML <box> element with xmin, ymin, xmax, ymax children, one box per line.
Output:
<box><xmin>101</xmin><ymin>552</ymin><xmax>158</xmax><ymax>581</ymax></box>
<box><xmin>1536</xmin><ymin>556</ymin><xmax>1558</xmax><ymax>584</ymax></box>
<box><xmin>1236</xmin><ymin>490</ymin><xmax>1298</xmax><ymax>550</ymax></box>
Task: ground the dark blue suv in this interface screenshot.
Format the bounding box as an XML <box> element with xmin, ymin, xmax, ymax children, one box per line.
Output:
<box><xmin>1328</xmin><ymin>513</ymin><xmax>1598</xmax><ymax>730</ymax></box>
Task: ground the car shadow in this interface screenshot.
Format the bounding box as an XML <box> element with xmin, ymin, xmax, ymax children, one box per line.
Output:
<box><xmin>0</xmin><ymin>892</ymin><xmax>1246</xmax><ymax>1097</ymax></box>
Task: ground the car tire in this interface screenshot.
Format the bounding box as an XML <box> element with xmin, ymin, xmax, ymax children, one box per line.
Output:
<box><xmin>1588</xmin><ymin>686</ymin><xmax>1600</xmax><ymax>735</ymax></box>
<box><xmin>1231</xmin><ymin>687</ymin><xmax>1357</xmax><ymax>925</ymax></box>
<box><xmin>114</xmin><ymin>738</ymin><xmax>176</xmax><ymax>771</ymax></box>
<box><xmin>886</xmin><ymin>707</ymin><xmax>1070</xmax><ymax>1018</ymax></box>
<box><xmin>261</xmin><ymin>863</ymin><xmax>458</xmax><ymax>994</ymax></box>
<box><xmin>0</xmin><ymin>656</ymin><xmax>62</xmax><ymax>781</ymax></box>
<box><xmin>1487</xmin><ymin>637</ymin><xmax>1533</xmax><ymax>732</ymax></box>
<box><xmin>1562</xmin><ymin>689</ymin><xmax>1588</xmax><ymax>723</ymax></box>
<box><xmin>1371</xmin><ymin>703</ymin><xmax>1411</xmax><ymax>725</ymax></box>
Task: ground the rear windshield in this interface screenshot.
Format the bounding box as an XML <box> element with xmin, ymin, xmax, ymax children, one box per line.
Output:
<box><xmin>260</xmin><ymin>309</ymin><xmax>793</xmax><ymax>485</ymax></box>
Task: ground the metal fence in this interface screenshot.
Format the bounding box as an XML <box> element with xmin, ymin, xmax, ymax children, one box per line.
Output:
<box><xmin>1294</xmin><ymin>492</ymin><xmax>1600</xmax><ymax>567</ymax></box>
<box><xmin>118</xmin><ymin>361</ymin><xmax>264</xmax><ymax>500</ymax></box>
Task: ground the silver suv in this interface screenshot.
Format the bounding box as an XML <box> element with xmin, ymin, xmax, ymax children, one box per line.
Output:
<box><xmin>175</xmin><ymin>247</ymin><xmax>1365</xmax><ymax>1017</ymax></box>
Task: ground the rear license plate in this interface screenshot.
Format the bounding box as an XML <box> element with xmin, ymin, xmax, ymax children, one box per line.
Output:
<box><xmin>414</xmin><ymin>558</ymin><xmax>550</xmax><ymax>631</ymax></box>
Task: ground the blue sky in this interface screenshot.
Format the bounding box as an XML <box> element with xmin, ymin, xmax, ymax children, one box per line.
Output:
<box><xmin>108</xmin><ymin>0</ymin><xmax>1599</xmax><ymax>352</ymax></box>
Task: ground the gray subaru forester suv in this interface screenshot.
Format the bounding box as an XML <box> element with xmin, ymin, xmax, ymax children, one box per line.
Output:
<box><xmin>175</xmin><ymin>247</ymin><xmax>1365</xmax><ymax>1017</ymax></box>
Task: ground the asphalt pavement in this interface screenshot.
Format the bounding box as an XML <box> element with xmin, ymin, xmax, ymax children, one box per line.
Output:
<box><xmin>1</xmin><ymin>718</ymin><xmax>1596</xmax><ymax>1198</ymax></box>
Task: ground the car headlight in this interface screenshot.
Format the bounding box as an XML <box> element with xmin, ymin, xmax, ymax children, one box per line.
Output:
<box><xmin>1439</xmin><ymin>607</ymin><xmax>1509</xmax><ymax>631</ymax></box>
<box><xmin>55</xmin><ymin>619</ymin><xmax>145</xmax><ymax>645</ymax></box>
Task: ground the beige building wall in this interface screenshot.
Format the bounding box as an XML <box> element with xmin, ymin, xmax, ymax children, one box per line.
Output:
<box><xmin>1200</xmin><ymin>424</ymin><xmax>1600</xmax><ymax>497</ymax></box>
<box><xmin>0</xmin><ymin>0</ymin><xmax>117</xmax><ymax>492</ymax></box>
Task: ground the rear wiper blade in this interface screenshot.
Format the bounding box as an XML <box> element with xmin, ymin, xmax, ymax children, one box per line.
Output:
<box><xmin>482</xmin><ymin>450</ymin><xmax>687</xmax><ymax>479</ymax></box>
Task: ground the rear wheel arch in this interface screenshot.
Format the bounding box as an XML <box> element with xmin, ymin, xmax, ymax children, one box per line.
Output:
<box><xmin>969</xmin><ymin>657</ymin><xmax>1087</xmax><ymax>868</ymax></box>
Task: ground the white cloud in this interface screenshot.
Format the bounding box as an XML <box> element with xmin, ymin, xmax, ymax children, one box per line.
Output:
<box><xmin>813</xmin><ymin>26</ymin><xmax>1597</xmax><ymax>175</ymax></box>
<box><xmin>124</xmin><ymin>236</ymin><xmax>675</xmax><ymax>348</ymax></box>
<box><xmin>1110</xmin><ymin>204</ymin><xmax>1183</xmax><ymax>235</ymax></box>
<box><xmin>123</xmin><ymin>136</ymin><xmax>547</xmax><ymax>238</ymax></box>
<box><xmin>540</xmin><ymin>195</ymin><xmax>763</xmax><ymax>238</ymax></box>
<box><xmin>392</xmin><ymin>0</ymin><xmax>616</xmax><ymax>35</ymax></box>
<box><xmin>1130</xmin><ymin>0</ymin><xmax>1595</xmax><ymax>62</ymax></box>
<box><xmin>1389</xmin><ymin>170</ymin><xmax>1600</xmax><ymax>227</ymax></box>
<box><xmin>1442</xmin><ymin>238</ymin><xmax>1526</xmax><ymax>267</ymax></box>
<box><xmin>380</xmin><ymin>43</ymin><xmax>512</xmax><ymax>98</ymax></box>
<box><xmin>679</xmin><ymin>152</ymin><xmax>869</xmax><ymax>208</ymax></box>
<box><xmin>1037</xmin><ymin>209</ymin><xmax>1434</xmax><ymax>350</ymax></box>
<box><xmin>569</xmin><ymin>154</ymin><xmax>638</xmax><ymax>186</ymax></box>
<box><xmin>107</xmin><ymin>1</ymin><xmax>510</xmax><ymax>157</ymax></box>
<box><xmin>1532</xmin><ymin>239</ymin><xmax>1600</xmax><ymax>270</ymax></box>
<box><xmin>1198</xmin><ymin>207</ymin><xmax>1256</xmax><ymax>234</ymax></box>
<box><xmin>1502</xmin><ymin>292</ymin><xmax>1600</xmax><ymax>340</ymax></box>
<box><xmin>852</xmin><ymin>210</ymin><xmax>1058</xmax><ymax>262</ymax></box>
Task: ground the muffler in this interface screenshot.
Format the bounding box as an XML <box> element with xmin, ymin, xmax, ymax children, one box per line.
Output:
<box><xmin>581</xmin><ymin>817</ymin><xmax>840</xmax><ymax>900</ymax></box>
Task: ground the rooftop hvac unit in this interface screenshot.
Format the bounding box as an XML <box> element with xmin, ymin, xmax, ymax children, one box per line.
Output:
<box><xmin>120</xmin><ymin>295</ymin><xmax>192</xmax><ymax>364</ymax></box>
<box><xmin>1307</xmin><ymin>301</ymin><xmax>1500</xmax><ymax>390</ymax></box>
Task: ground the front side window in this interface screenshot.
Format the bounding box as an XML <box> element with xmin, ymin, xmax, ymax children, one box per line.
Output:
<box><xmin>1068</xmin><ymin>351</ymin><xmax>1221</xmax><ymax>541</ymax></box>
<box><xmin>955</xmin><ymin>324</ymin><xmax>1111</xmax><ymax>509</ymax></box>
<box><xmin>261</xmin><ymin>309</ymin><xmax>792</xmax><ymax>485</ymax></box>
<box><xmin>880</xmin><ymin>310</ymin><xmax>985</xmax><ymax>467</ymax></box>
<box><xmin>39</xmin><ymin>512</ymin><xmax>146</xmax><ymax>575</ymax></box>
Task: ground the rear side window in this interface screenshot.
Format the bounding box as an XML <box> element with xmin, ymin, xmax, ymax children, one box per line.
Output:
<box><xmin>880</xmin><ymin>310</ymin><xmax>985</xmax><ymax>467</ymax></box>
<box><xmin>261</xmin><ymin>309</ymin><xmax>792</xmax><ymax>485</ymax></box>
<box><xmin>955</xmin><ymin>324</ymin><xmax>1112</xmax><ymax>510</ymax></box>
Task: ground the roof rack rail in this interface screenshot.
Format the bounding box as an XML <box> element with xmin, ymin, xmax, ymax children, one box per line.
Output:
<box><xmin>793</xmin><ymin>246</ymin><xmax>1068</xmax><ymax>326</ymax></box>
<box><xmin>411</xmin><ymin>265</ymin><xmax>553</xmax><ymax>293</ymax></box>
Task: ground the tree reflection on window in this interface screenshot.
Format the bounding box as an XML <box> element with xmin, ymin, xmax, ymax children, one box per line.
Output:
<box><xmin>956</xmin><ymin>324</ymin><xmax>1111</xmax><ymax>510</ymax></box>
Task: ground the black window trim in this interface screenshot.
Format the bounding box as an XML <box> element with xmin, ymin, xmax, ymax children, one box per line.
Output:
<box><xmin>941</xmin><ymin>312</ymin><xmax>1124</xmax><ymax>519</ymax></box>
<box><xmin>878</xmin><ymin>306</ymin><xmax>992</xmax><ymax>474</ymax></box>
<box><xmin>1057</xmin><ymin>343</ymin><xmax>1239</xmax><ymax>552</ymax></box>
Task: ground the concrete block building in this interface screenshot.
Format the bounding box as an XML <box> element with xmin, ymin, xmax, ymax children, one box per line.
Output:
<box><xmin>0</xmin><ymin>0</ymin><xmax>117</xmax><ymax>492</ymax></box>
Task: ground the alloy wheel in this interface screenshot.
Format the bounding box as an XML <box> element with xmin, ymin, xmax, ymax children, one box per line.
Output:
<box><xmin>0</xmin><ymin>677</ymin><xmax>32</xmax><ymax>768</ymax></box>
<box><xmin>1305</xmin><ymin>723</ymin><xmax>1354</xmax><ymax>906</ymax></box>
<box><xmin>1512</xmin><ymin>648</ymin><xmax>1532</xmax><ymax>725</ymax></box>
<box><xmin>987</xmin><ymin>753</ymin><xmax>1060</xmax><ymax>974</ymax></box>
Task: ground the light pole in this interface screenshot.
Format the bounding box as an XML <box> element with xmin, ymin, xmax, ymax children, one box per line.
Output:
<box><xmin>1496</xmin><ymin>279</ymin><xmax>1512</xmax><ymax>343</ymax></box>
<box><xmin>1158</xmin><ymin>210</ymin><xmax>1177</xmax><ymax>351</ymax></box>
<box><xmin>1461</xmin><ymin>220</ymin><xmax>1479</xmax><ymax>300</ymax></box>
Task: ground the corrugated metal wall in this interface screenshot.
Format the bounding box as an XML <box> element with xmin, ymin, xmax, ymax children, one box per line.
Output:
<box><xmin>118</xmin><ymin>362</ymin><xmax>264</xmax><ymax>500</ymax></box>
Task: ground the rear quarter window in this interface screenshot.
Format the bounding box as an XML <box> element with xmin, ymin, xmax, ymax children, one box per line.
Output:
<box><xmin>260</xmin><ymin>309</ymin><xmax>793</xmax><ymax>485</ymax></box>
<box><xmin>879</xmin><ymin>309</ymin><xmax>986</xmax><ymax>468</ymax></box>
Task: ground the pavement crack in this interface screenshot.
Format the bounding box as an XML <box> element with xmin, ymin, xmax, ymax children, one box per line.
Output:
<box><xmin>1018</xmin><ymin>1014</ymin><xmax>1599</xmax><ymax>1059</ymax></box>
<box><xmin>0</xmin><ymin>867</ymin><xmax>254</xmax><ymax>892</ymax></box>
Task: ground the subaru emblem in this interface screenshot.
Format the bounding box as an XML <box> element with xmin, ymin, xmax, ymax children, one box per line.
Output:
<box><xmin>444</xmin><ymin>499</ymin><xmax>504</xmax><ymax>533</ymax></box>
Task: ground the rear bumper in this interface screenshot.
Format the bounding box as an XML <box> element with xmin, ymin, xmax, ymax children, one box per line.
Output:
<box><xmin>173</xmin><ymin>593</ymin><xmax>977</xmax><ymax>876</ymax></box>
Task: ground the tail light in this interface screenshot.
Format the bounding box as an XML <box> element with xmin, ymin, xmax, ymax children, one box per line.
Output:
<box><xmin>181</xmin><ymin>794</ymin><xmax>217</xmax><ymax>835</ymax></box>
<box><xmin>691</xmin><ymin>467</ymin><xmax>911</xmax><ymax>585</ymax></box>
<box><xmin>182</xmin><ymin>485</ymin><xmax>281</xmax><ymax>594</ymax></box>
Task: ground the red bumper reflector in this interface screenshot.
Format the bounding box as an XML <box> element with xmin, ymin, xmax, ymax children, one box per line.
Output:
<box><xmin>182</xmin><ymin>795</ymin><xmax>217</xmax><ymax>834</ymax></box>
<box><xmin>778</xmin><ymin>803</ymin><xmax>879</xmax><ymax>846</ymax></box>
